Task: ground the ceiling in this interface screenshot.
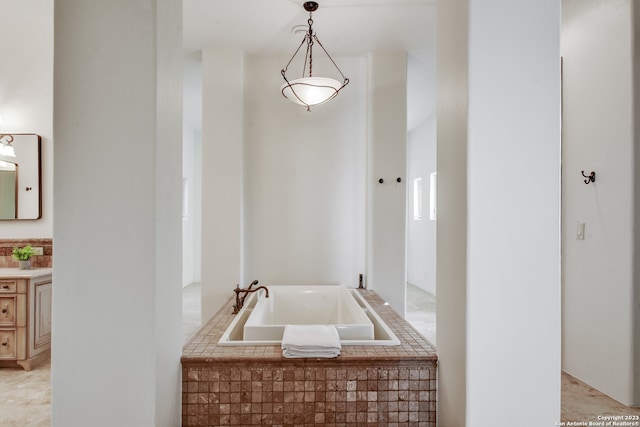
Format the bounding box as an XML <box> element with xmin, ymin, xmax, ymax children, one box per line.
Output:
<box><xmin>182</xmin><ymin>0</ymin><xmax>437</xmax><ymax>131</ymax></box>
<box><xmin>184</xmin><ymin>0</ymin><xmax>436</xmax><ymax>59</ymax></box>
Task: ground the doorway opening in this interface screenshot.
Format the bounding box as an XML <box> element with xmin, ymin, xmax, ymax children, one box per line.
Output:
<box><xmin>405</xmin><ymin>54</ymin><xmax>437</xmax><ymax>346</ymax></box>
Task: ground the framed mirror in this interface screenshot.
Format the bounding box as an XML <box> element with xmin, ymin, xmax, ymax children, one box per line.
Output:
<box><xmin>0</xmin><ymin>134</ymin><xmax>42</xmax><ymax>220</ymax></box>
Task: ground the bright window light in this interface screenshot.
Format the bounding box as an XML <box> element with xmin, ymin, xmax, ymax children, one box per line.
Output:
<box><xmin>429</xmin><ymin>172</ymin><xmax>437</xmax><ymax>221</ymax></box>
<box><xmin>182</xmin><ymin>178</ymin><xmax>189</xmax><ymax>219</ymax></box>
<box><xmin>413</xmin><ymin>177</ymin><xmax>423</xmax><ymax>221</ymax></box>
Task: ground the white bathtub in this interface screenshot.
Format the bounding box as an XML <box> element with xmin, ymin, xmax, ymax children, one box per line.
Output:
<box><xmin>244</xmin><ymin>285</ymin><xmax>374</xmax><ymax>341</ymax></box>
<box><xmin>218</xmin><ymin>285</ymin><xmax>401</xmax><ymax>346</ymax></box>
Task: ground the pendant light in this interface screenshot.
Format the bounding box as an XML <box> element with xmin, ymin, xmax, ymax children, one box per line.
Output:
<box><xmin>281</xmin><ymin>1</ymin><xmax>349</xmax><ymax>111</ymax></box>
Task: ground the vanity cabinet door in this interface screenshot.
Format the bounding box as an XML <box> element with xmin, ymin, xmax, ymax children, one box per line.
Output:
<box><xmin>0</xmin><ymin>330</ymin><xmax>16</xmax><ymax>359</ymax></box>
<box><xmin>34</xmin><ymin>281</ymin><xmax>52</xmax><ymax>349</ymax></box>
<box><xmin>0</xmin><ymin>296</ymin><xmax>16</xmax><ymax>326</ymax></box>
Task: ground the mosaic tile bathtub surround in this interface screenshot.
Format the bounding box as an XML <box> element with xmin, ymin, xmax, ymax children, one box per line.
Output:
<box><xmin>182</xmin><ymin>289</ymin><xmax>438</xmax><ymax>427</ymax></box>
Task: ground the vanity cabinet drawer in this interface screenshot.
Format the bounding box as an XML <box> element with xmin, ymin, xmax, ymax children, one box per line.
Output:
<box><xmin>0</xmin><ymin>272</ymin><xmax>51</xmax><ymax>369</ymax></box>
<box><xmin>0</xmin><ymin>329</ymin><xmax>16</xmax><ymax>359</ymax></box>
<box><xmin>0</xmin><ymin>280</ymin><xmax>17</xmax><ymax>293</ymax></box>
<box><xmin>0</xmin><ymin>296</ymin><xmax>16</xmax><ymax>326</ymax></box>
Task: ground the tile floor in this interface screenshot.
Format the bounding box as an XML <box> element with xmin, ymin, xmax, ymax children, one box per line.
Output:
<box><xmin>561</xmin><ymin>371</ymin><xmax>640</xmax><ymax>422</ymax></box>
<box><xmin>182</xmin><ymin>281</ymin><xmax>202</xmax><ymax>341</ymax></box>
<box><xmin>0</xmin><ymin>360</ymin><xmax>50</xmax><ymax>427</ymax></box>
<box><xmin>1</xmin><ymin>281</ymin><xmax>638</xmax><ymax>426</ymax></box>
<box><xmin>406</xmin><ymin>282</ymin><xmax>436</xmax><ymax>346</ymax></box>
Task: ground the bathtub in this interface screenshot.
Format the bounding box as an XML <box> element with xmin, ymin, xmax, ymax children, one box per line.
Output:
<box><xmin>218</xmin><ymin>285</ymin><xmax>401</xmax><ymax>346</ymax></box>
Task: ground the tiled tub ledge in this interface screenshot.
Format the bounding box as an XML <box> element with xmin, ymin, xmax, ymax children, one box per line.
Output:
<box><xmin>181</xmin><ymin>289</ymin><xmax>438</xmax><ymax>427</ymax></box>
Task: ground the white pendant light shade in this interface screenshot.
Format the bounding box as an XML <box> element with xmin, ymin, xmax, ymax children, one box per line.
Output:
<box><xmin>281</xmin><ymin>77</ymin><xmax>342</xmax><ymax>107</ymax></box>
<box><xmin>280</xmin><ymin>2</ymin><xmax>349</xmax><ymax>111</ymax></box>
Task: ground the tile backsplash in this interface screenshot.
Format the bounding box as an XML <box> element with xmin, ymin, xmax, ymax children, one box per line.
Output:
<box><xmin>0</xmin><ymin>239</ymin><xmax>53</xmax><ymax>268</ymax></box>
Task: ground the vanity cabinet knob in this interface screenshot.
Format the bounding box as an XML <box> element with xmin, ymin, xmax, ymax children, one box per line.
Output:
<box><xmin>1</xmin><ymin>309</ymin><xmax>6</xmax><ymax>314</ymax></box>
<box><xmin>1</xmin><ymin>342</ymin><xmax>7</xmax><ymax>347</ymax></box>
<box><xmin>1</xmin><ymin>285</ymin><xmax>8</xmax><ymax>289</ymax></box>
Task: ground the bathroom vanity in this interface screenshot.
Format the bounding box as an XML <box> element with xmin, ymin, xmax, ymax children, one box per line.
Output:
<box><xmin>0</xmin><ymin>268</ymin><xmax>52</xmax><ymax>370</ymax></box>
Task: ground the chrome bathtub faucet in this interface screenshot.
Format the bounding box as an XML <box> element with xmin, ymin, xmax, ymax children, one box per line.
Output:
<box><xmin>232</xmin><ymin>280</ymin><xmax>269</xmax><ymax>314</ymax></box>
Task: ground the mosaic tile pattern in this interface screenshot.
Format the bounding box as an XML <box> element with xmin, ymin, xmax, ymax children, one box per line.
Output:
<box><xmin>182</xmin><ymin>290</ymin><xmax>437</xmax><ymax>426</ymax></box>
<box><xmin>183</xmin><ymin>363</ymin><xmax>436</xmax><ymax>426</ymax></box>
<box><xmin>0</xmin><ymin>239</ymin><xmax>53</xmax><ymax>269</ymax></box>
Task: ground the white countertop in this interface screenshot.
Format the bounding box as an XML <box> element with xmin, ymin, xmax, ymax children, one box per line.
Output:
<box><xmin>0</xmin><ymin>268</ymin><xmax>53</xmax><ymax>279</ymax></box>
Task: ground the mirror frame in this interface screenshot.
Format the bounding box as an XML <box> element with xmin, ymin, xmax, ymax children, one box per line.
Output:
<box><xmin>0</xmin><ymin>133</ymin><xmax>42</xmax><ymax>220</ymax></box>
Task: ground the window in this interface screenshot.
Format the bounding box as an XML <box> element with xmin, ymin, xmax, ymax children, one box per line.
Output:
<box><xmin>429</xmin><ymin>172</ymin><xmax>437</xmax><ymax>221</ymax></box>
<box><xmin>413</xmin><ymin>177</ymin><xmax>423</xmax><ymax>220</ymax></box>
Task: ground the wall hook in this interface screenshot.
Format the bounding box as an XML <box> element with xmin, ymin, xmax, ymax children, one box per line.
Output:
<box><xmin>378</xmin><ymin>178</ymin><xmax>384</xmax><ymax>184</ymax></box>
<box><xmin>581</xmin><ymin>171</ymin><xmax>595</xmax><ymax>184</ymax></box>
<box><xmin>396</xmin><ymin>177</ymin><xmax>402</xmax><ymax>183</ymax></box>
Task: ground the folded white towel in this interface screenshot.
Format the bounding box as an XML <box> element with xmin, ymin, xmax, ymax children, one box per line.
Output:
<box><xmin>281</xmin><ymin>325</ymin><xmax>341</xmax><ymax>359</ymax></box>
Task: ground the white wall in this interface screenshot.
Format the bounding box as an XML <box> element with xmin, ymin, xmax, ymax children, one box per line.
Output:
<box><xmin>406</xmin><ymin>116</ymin><xmax>436</xmax><ymax>295</ymax></box>
<box><xmin>243</xmin><ymin>55</ymin><xmax>367</xmax><ymax>288</ymax></box>
<box><xmin>367</xmin><ymin>52</ymin><xmax>408</xmax><ymax>316</ymax></box>
<box><xmin>182</xmin><ymin>123</ymin><xmax>200</xmax><ymax>286</ymax></box>
<box><xmin>562</xmin><ymin>0</ymin><xmax>638</xmax><ymax>406</ymax></box>
<box><xmin>466</xmin><ymin>1</ymin><xmax>561</xmax><ymax>423</ymax></box>
<box><xmin>436</xmin><ymin>1</ymin><xmax>469</xmax><ymax>423</ymax></box>
<box><xmin>0</xmin><ymin>0</ymin><xmax>53</xmax><ymax>237</ymax></box>
<box><xmin>182</xmin><ymin>52</ymin><xmax>202</xmax><ymax>287</ymax></box>
<box><xmin>200</xmin><ymin>49</ymin><xmax>245</xmax><ymax>321</ymax></box>
<box><xmin>200</xmin><ymin>51</ymin><xmax>408</xmax><ymax>319</ymax></box>
<box><xmin>438</xmin><ymin>0</ymin><xmax>561</xmax><ymax>425</ymax></box>
<box><xmin>52</xmin><ymin>1</ymin><xmax>183</xmax><ymax>425</ymax></box>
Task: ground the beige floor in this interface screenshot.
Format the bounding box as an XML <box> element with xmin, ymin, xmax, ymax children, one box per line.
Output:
<box><xmin>406</xmin><ymin>282</ymin><xmax>436</xmax><ymax>345</ymax></box>
<box><xmin>182</xmin><ymin>281</ymin><xmax>202</xmax><ymax>340</ymax></box>
<box><xmin>0</xmin><ymin>360</ymin><xmax>50</xmax><ymax>427</ymax></box>
<box><xmin>561</xmin><ymin>371</ymin><xmax>640</xmax><ymax>422</ymax></box>
<box><xmin>1</xmin><ymin>282</ymin><xmax>636</xmax><ymax>425</ymax></box>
